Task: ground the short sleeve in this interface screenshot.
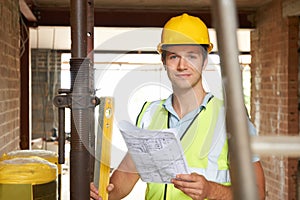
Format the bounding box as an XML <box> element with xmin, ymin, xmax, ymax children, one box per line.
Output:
<box><xmin>248</xmin><ymin>119</ymin><xmax>260</xmax><ymax>162</ymax></box>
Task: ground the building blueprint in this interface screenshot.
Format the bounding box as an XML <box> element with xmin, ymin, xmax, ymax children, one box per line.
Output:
<box><xmin>118</xmin><ymin>120</ymin><xmax>190</xmax><ymax>183</ymax></box>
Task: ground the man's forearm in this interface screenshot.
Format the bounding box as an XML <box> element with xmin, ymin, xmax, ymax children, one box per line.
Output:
<box><xmin>108</xmin><ymin>170</ymin><xmax>139</xmax><ymax>200</ymax></box>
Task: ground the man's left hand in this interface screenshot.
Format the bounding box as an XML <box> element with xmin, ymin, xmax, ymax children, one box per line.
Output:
<box><xmin>171</xmin><ymin>172</ymin><xmax>211</xmax><ymax>200</ymax></box>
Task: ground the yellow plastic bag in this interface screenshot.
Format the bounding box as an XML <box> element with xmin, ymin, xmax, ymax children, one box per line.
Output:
<box><xmin>0</xmin><ymin>157</ymin><xmax>57</xmax><ymax>200</ymax></box>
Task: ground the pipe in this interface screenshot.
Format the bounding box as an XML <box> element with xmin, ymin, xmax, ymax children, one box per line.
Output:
<box><xmin>57</xmin><ymin>107</ymin><xmax>65</xmax><ymax>200</ymax></box>
<box><xmin>58</xmin><ymin>107</ymin><xmax>65</xmax><ymax>164</ymax></box>
<box><xmin>53</xmin><ymin>92</ymin><xmax>71</xmax><ymax>200</ymax></box>
<box><xmin>70</xmin><ymin>58</ymin><xmax>91</xmax><ymax>200</ymax></box>
<box><xmin>70</xmin><ymin>0</ymin><xmax>90</xmax><ymax>199</ymax></box>
<box><xmin>87</xmin><ymin>0</ymin><xmax>95</xmax><ymax>182</ymax></box>
<box><xmin>71</xmin><ymin>0</ymin><xmax>87</xmax><ymax>58</ymax></box>
<box><xmin>211</xmin><ymin>0</ymin><xmax>258</xmax><ymax>199</ymax></box>
<box><xmin>251</xmin><ymin>136</ymin><xmax>300</xmax><ymax>156</ymax></box>
<box><xmin>87</xmin><ymin>0</ymin><xmax>94</xmax><ymax>61</ymax></box>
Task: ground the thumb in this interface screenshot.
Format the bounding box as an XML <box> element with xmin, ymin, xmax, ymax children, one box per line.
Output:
<box><xmin>107</xmin><ymin>183</ymin><xmax>114</xmax><ymax>192</ymax></box>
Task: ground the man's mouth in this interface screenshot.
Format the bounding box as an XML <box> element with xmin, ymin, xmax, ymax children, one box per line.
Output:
<box><xmin>175</xmin><ymin>73</ymin><xmax>191</xmax><ymax>78</ymax></box>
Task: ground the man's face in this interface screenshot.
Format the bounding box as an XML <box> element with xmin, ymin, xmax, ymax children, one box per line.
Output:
<box><xmin>164</xmin><ymin>45</ymin><xmax>207</xmax><ymax>91</ymax></box>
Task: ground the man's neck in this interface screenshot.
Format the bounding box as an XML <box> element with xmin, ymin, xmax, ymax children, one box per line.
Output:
<box><xmin>172</xmin><ymin>87</ymin><xmax>207</xmax><ymax>119</ymax></box>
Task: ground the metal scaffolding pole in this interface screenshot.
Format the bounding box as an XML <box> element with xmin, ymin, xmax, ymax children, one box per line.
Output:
<box><xmin>211</xmin><ymin>0</ymin><xmax>258</xmax><ymax>199</ymax></box>
<box><xmin>71</xmin><ymin>0</ymin><xmax>87</xmax><ymax>58</ymax></box>
<box><xmin>70</xmin><ymin>0</ymin><xmax>91</xmax><ymax>199</ymax></box>
<box><xmin>87</xmin><ymin>0</ymin><xmax>95</xmax><ymax>183</ymax></box>
<box><xmin>54</xmin><ymin>1</ymin><xmax>98</xmax><ymax>200</ymax></box>
<box><xmin>251</xmin><ymin>136</ymin><xmax>300</xmax><ymax>157</ymax></box>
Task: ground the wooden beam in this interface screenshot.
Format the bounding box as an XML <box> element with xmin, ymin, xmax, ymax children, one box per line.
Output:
<box><xmin>32</xmin><ymin>9</ymin><xmax>255</xmax><ymax>28</ymax></box>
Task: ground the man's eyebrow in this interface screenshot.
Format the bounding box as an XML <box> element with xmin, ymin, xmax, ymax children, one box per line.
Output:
<box><xmin>168</xmin><ymin>51</ymin><xmax>175</xmax><ymax>54</ymax></box>
<box><xmin>166</xmin><ymin>51</ymin><xmax>178</xmax><ymax>55</ymax></box>
<box><xmin>186</xmin><ymin>50</ymin><xmax>200</xmax><ymax>54</ymax></box>
<box><xmin>166</xmin><ymin>50</ymin><xmax>201</xmax><ymax>55</ymax></box>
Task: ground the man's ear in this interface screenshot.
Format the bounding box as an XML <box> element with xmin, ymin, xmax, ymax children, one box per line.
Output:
<box><xmin>161</xmin><ymin>57</ymin><xmax>166</xmax><ymax>70</ymax></box>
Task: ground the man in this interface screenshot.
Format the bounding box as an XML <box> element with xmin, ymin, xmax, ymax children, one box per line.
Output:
<box><xmin>91</xmin><ymin>13</ymin><xmax>265</xmax><ymax>200</ymax></box>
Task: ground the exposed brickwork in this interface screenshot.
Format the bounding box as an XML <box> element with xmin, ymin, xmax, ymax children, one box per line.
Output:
<box><xmin>251</xmin><ymin>0</ymin><xmax>299</xmax><ymax>199</ymax></box>
<box><xmin>0</xmin><ymin>0</ymin><xmax>20</xmax><ymax>156</ymax></box>
<box><xmin>0</xmin><ymin>0</ymin><xmax>299</xmax><ymax>198</ymax></box>
<box><xmin>31</xmin><ymin>49</ymin><xmax>61</xmax><ymax>139</ymax></box>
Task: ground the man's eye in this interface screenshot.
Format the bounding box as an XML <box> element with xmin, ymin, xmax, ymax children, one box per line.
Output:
<box><xmin>169</xmin><ymin>55</ymin><xmax>177</xmax><ymax>59</ymax></box>
<box><xmin>188</xmin><ymin>55</ymin><xmax>197</xmax><ymax>59</ymax></box>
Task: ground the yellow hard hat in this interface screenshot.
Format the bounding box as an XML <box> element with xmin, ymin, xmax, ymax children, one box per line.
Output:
<box><xmin>158</xmin><ymin>13</ymin><xmax>213</xmax><ymax>53</ymax></box>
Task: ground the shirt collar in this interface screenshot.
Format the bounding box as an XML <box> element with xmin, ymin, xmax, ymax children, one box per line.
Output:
<box><xmin>163</xmin><ymin>92</ymin><xmax>214</xmax><ymax>115</ymax></box>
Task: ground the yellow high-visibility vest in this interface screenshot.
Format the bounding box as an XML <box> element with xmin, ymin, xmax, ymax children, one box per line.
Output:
<box><xmin>136</xmin><ymin>97</ymin><xmax>230</xmax><ymax>200</ymax></box>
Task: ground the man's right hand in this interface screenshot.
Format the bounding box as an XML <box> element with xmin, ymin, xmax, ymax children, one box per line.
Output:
<box><xmin>90</xmin><ymin>182</ymin><xmax>115</xmax><ymax>200</ymax></box>
<box><xmin>90</xmin><ymin>182</ymin><xmax>101</xmax><ymax>200</ymax></box>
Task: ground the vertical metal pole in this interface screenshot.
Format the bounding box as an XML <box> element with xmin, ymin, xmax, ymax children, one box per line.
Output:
<box><xmin>58</xmin><ymin>108</ymin><xmax>65</xmax><ymax>164</ymax></box>
<box><xmin>70</xmin><ymin>0</ymin><xmax>90</xmax><ymax>199</ymax></box>
<box><xmin>211</xmin><ymin>0</ymin><xmax>258</xmax><ymax>199</ymax></box>
<box><xmin>20</xmin><ymin>22</ymin><xmax>30</xmax><ymax>150</ymax></box>
<box><xmin>57</xmin><ymin>107</ymin><xmax>65</xmax><ymax>200</ymax></box>
<box><xmin>71</xmin><ymin>0</ymin><xmax>87</xmax><ymax>58</ymax></box>
<box><xmin>87</xmin><ymin>0</ymin><xmax>95</xmax><ymax>182</ymax></box>
<box><xmin>87</xmin><ymin>0</ymin><xmax>94</xmax><ymax>60</ymax></box>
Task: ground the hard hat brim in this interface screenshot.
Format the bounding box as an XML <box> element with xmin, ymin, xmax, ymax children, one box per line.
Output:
<box><xmin>157</xmin><ymin>43</ymin><xmax>213</xmax><ymax>54</ymax></box>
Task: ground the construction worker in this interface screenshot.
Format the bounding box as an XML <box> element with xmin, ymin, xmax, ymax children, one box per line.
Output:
<box><xmin>90</xmin><ymin>13</ymin><xmax>265</xmax><ymax>200</ymax></box>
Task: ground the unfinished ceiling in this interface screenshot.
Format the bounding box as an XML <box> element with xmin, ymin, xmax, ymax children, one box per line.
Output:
<box><xmin>22</xmin><ymin>0</ymin><xmax>272</xmax><ymax>28</ymax></box>
<box><xmin>27</xmin><ymin>0</ymin><xmax>271</xmax><ymax>10</ymax></box>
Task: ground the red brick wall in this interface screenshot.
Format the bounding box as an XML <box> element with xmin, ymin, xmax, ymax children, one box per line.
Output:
<box><xmin>0</xmin><ymin>0</ymin><xmax>21</xmax><ymax>156</ymax></box>
<box><xmin>251</xmin><ymin>0</ymin><xmax>299</xmax><ymax>199</ymax></box>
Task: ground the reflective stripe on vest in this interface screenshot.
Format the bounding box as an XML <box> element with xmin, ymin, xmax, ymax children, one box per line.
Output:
<box><xmin>137</xmin><ymin>97</ymin><xmax>230</xmax><ymax>200</ymax></box>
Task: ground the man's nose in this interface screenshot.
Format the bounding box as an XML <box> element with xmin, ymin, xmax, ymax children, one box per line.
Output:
<box><xmin>177</xmin><ymin>57</ymin><xmax>187</xmax><ymax>70</ymax></box>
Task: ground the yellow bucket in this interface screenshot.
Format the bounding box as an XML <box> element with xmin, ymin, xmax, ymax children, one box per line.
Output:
<box><xmin>0</xmin><ymin>157</ymin><xmax>57</xmax><ymax>200</ymax></box>
<box><xmin>1</xmin><ymin>149</ymin><xmax>62</xmax><ymax>199</ymax></box>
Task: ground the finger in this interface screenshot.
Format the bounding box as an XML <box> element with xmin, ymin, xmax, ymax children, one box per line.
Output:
<box><xmin>175</xmin><ymin>174</ymin><xmax>195</xmax><ymax>182</ymax></box>
<box><xmin>107</xmin><ymin>183</ymin><xmax>114</xmax><ymax>192</ymax></box>
<box><xmin>172</xmin><ymin>179</ymin><xmax>198</xmax><ymax>191</ymax></box>
<box><xmin>174</xmin><ymin>185</ymin><xmax>204</xmax><ymax>199</ymax></box>
<box><xmin>90</xmin><ymin>182</ymin><xmax>99</xmax><ymax>194</ymax></box>
<box><xmin>172</xmin><ymin>176</ymin><xmax>196</xmax><ymax>187</ymax></box>
<box><xmin>90</xmin><ymin>182</ymin><xmax>102</xmax><ymax>200</ymax></box>
<box><xmin>90</xmin><ymin>190</ymin><xmax>102</xmax><ymax>200</ymax></box>
<box><xmin>176</xmin><ymin>173</ymin><xmax>202</xmax><ymax>182</ymax></box>
<box><xmin>175</xmin><ymin>184</ymin><xmax>202</xmax><ymax>195</ymax></box>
